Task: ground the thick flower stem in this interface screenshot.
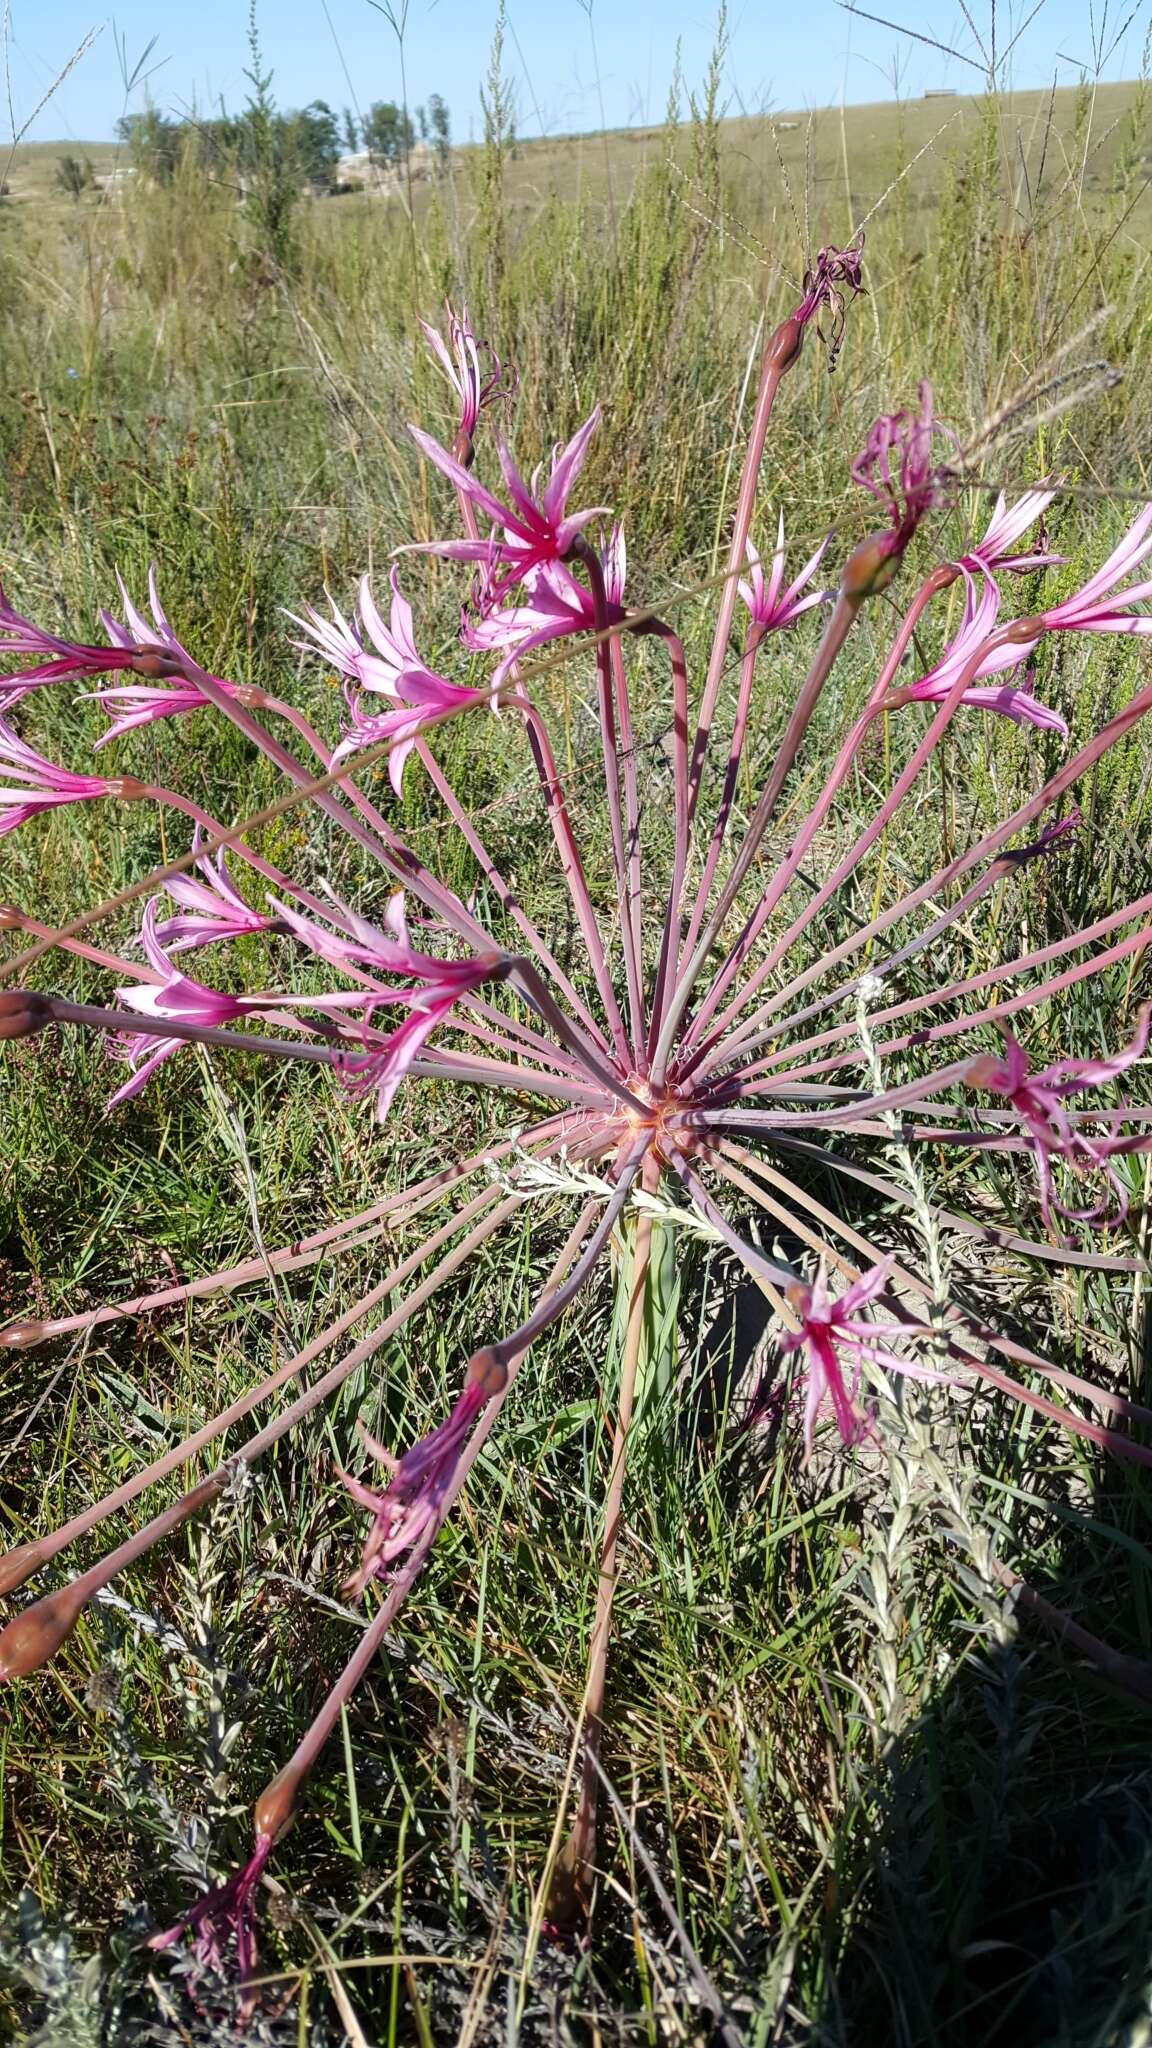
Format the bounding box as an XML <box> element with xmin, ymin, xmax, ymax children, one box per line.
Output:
<box><xmin>651</xmin><ymin>589</ymin><xmax>864</xmax><ymax>1081</ymax></box>
<box><xmin>0</xmin><ymin>1193</ymin><xmax>520</xmax><ymax>1670</ymax></box>
<box><xmin>687</xmin><ymin>334</ymin><xmax>796</xmax><ymax>820</ymax></box>
<box><xmin>239</xmin><ymin>1199</ymin><xmax>600</xmax><ymax>1865</ymax></box>
<box><xmin>516</xmin><ymin>697</ymin><xmax>632</xmax><ymax>1063</ymax></box>
<box><xmin>573</xmin><ymin>541</ymin><xmax>647</xmax><ymax>1063</ymax></box>
<box><xmin>548</xmin><ymin>1203</ymin><xmax>654</xmax><ymax>1931</ymax></box>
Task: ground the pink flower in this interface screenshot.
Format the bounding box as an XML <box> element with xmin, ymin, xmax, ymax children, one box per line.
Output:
<box><xmin>851</xmin><ymin>381</ymin><xmax>953</xmax><ymax>557</ymax></box>
<box><xmin>341</xmin><ymin>1379</ymin><xmax>488</xmax><ymax>1593</ymax></box>
<box><xmin>149</xmin><ymin>1831</ymin><xmax>273</xmax><ymax>1981</ymax></box>
<box><xmin>737</xmin><ymin>515</ymin><xmax>833</xmax><ymax>630</ymax></box>
<box><xmin>1033</xmin><ymin>502</ymin><xmax>1152</xmax><ymax>638</ymax></box>
<box><xmin>0</xmin><ymin>719</ymin><xmax>125</xmax><ymax>834</ymax></box>
<box><xmin>110</xmin><ymin>901</ymin><xmax>276</xmax><ymax>1105</ymax></box>
<box><xmin>900</xmin><ymin>571</ymin><xmax>1067</xmax><ymax>736</ymax></box>
<box><xmin>153</xmin><ymin>834</ymin><xmax>278</xmax><ymax>953</ymax></box>
<box><xmin>109</xmin><ymin>900</ymin><xmax>361</xmax><ymax>1106</ymax></box>
<box><xmin>406</xmin><ymin>408</ymin><xmax>609</xmax><ymax>602</ymax></box>
<box><xmin>419</xmin><ymin>298</ymin><xmax>515</xmax><ymax>459</ymax></box>
<box><xmin>289</xmin><ymin>570</ymin><xmax>484</xmax><ymax>794</ymax></box>
<box><xmin>967</xmin><ymin>1006</ymin><xmax>1152</xmax><ymax>1231</ymax></box>
<box><xmin>792</xmin><ymin>239</ymin><xmax>865</xmax><ymax>366</ymax></box>
<box><xmin>462</xmin><ymin>528</ymin><xmax>627</xmax><ymax>682</ymax></box>
<box><xmin>780</xmin><ymin>1258</ymin><xmax>944</xmax><ymax>1455</ymax></box>
<box><xmin>959</xmin><ymin>487</ymin><xmax>1063</xmax><ymax>581</ymax></box>
<box><xmin>0</xmin><ymin>572</ymin><xmax>174</xmax><ymax>708</ymax></box>
<box><xmin>274</xmin><ymin>891</ymin><xmax>502</xmax><ymax>1120</ymax></box>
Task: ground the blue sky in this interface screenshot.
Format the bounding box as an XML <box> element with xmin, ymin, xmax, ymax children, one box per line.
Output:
<box><xmin>6</xmin><ymin>0</ymin><xmax>1148</xmax><ymax>146</ymax></box>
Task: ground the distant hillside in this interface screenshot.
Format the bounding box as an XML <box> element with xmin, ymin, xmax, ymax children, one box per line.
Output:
<box><xmin>7</xmin><ymin>78</ymin><xmax>1149</xmax><ymax>234</ymax></box>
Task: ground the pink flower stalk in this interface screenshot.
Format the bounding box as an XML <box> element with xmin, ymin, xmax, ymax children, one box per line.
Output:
<box><xmin>737</xmin><ymin>516</ymin><xmax>833</xmax><ymax>630</ymax></box>
<box><xmin>779</xmin><ymin>1259</ymin><xmax>944</xmax><ymax>1455</ymax></box>
<box><xmin>0</xmin><ymin>718</ymin><xmax>130</xmax><ymax>833</ymax></box>
<box><xmin>153</xmin><ymin>835</ymin><xmax>278</xmax><ymax>953</ymax></box>
<box><xmin>406</xmin><ymin>407</ymin><xmax>609</xmax><ymax>603</ymax></box>
<box><xmin>900</xmin><ymin>571</ymin><xmax>1067</xmax><ymax>735</ymax></box>
<box><xmin>419</xmin><ymin>298</ymin><xmax>515</xmax><ymax>462</ymax></box>
<box><xmin>289</xmin><ymin>569</ymin><xmax>486</xmax><ymax>793</ymax></box>
<box><xmin>967</xmin><ymin>1006</ymin><xmax>1152</xmax><ymax>1230</ymax></box>
<box><xmin>341</xmin><ymin>1378</ymin><xmax>488</xmax><ymax>1593</ymax></box>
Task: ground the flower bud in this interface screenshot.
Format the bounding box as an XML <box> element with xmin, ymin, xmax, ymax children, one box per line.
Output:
<box><xmin>465</xmin><ymin>1347</ymin><xmax>509</xmax><ymax>1399</ymax></box>
<box><xmin>765</xmin><ymin>316</ymin><xmax>804</xmax><ymax>374</ymax></box>
<box><xmin>0</xmin><ymin>1539</ymin><xmax>50</xmax><ymax>1596</ymax></box>
<box><xmin>0</xmin><ymin>905</ymin><xmax>22</xmax><ymax>929</ymax></box>
<box><xmin>104</xmin><ymin>777</ymin><xmax>148</xmax><ymax>800</ymax></box>
<box><xmin>234</xmin><ymin>685</ymin><xmax>270</xmax><ymax>709</ymax></box>
<box><xmin>130</xmin><ymin>649</ymin><xmax>182</xmax><ymax>680</ymax></box>
<box><xmin>253</xmin><ymin>1763</ymin><xmax>301</xmax><ymax>1844</ymax></box>
<box><xmin>0</xmin><ymin>1582</ymin><xmax>88</xmax><ymax>1679</ymax></box>
<box><xmin>0</xmin><ymin>991</ymin><xmax>50</xmax><ymax>1041</ymax></box>
<box><xmin>840</xmin><ymin>530</ymin><xmax>901</xmax><ymax>601</ymax></box>
<box><xmin>0</xmin><ymin>1319</ymin><xmax>46</xmax><ymax>1349</ymax></box>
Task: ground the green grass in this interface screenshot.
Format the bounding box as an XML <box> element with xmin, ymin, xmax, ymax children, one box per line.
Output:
<box><xmin>3</xmin><ymin>45</ymin><xmax>1152</xmax><ymax>2047</ymax></box>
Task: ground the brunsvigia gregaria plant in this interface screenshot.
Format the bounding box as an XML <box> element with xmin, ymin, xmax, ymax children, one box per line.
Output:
<box><xmin>3</xmin><ymin>256</ymin><xmax>1152</xmax><ymax>1993</ymax></box>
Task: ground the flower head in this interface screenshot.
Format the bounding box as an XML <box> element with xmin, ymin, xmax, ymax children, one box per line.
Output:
<box><xmin>406</xmin><ymin>408</ymin><xmax>609</xmax><ymax>603</ymax></box>
<box><xmin>274</xmin><ymin>891</ymin><xmax>503</xmax><ymax>1120</ymax></box>
<box><xmin>153</xmin><ymin>834</ymin><xmax>279</xmax><ymax>953</ymax></box>
<box><xmin>967</xmin><ymin>1006</ymin><xmax>1152</xmax><ymax>1231</ymax></box>
<box><xmin>780</xmin><ymin>1258</ymin><xmax>944</xmax><ymax>1455</ymax></box>
<box><xmin>342</xmin><ymin>1377</ymin><xmax>489</xmax><ymax>1593</ymax></box>
<box><xmin>0</xmin><ymin>719</ymin><xmax>129</xmax><ymax>834</ymax></box>
<box><xmin>960</xmin><ymin>487</ymin><xmax>1064</xmax><ymax>582</ymax></box>
<box><xmin>289</xmin><ymin>570</ymin><xmax>485</xmax><ymax>793</ymax></box>
<box><xmin>1034</xmin><ymin>502</ymin><xmax>1152</xmax><ymax>638</ymax></box>
<box><xmin>737</xmin><ymin>515</ymin><xmax>833</xmax><ymax>631</ymax></box>
<box><xmin>149</xmin><ymin>1831</ymin><xmax>273</xmax><ymax>1982</ymax></box>
<box><xmin>462</xmin><ymin>530</ymin><xmax>627</xmax><ymax>682</ymax></box>
<box><xmin>899</xmin><ymin>570</ymin><xmax>1066</xmax><ymax>735</ymax></box>
<box><xmin>419</xmin><ymin>298</ymin><xmax>515</xmax><ymax>462</ymax></box>
<box><xmin>792</xmin><ymin>239</ymin><xmax>865</xmax><ymax>367</ymax></box>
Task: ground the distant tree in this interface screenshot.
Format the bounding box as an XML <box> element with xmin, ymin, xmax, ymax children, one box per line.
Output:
<box><xmin>415</xmin><ymin>103</ymin><xmax>427</xmax><ymax>142</ymax></box>
<box><xmin>117</xmin><ymin>108</ymin><xmax>182</xmax><ymax>184</ymax></box>
<box><xmin>286</xmin><ymin>100</ymin><xmax>341</xmax><ymax>190</ymax></box>
<box><xmin>427</xmin><ymin>92</ymin><xmax>451</xmax><ymax>171</ymax></box>
<box><xmin>362</xmin><ymin>99</ymin><xmax>413</xmax><ymax>165</ymax></box>
<box><xmin>55</xmin><ymin>154</ymin><xmax>93</xmax><ymax>201</ymax></box>
<box><xmin>341</xmin><ymin>106</ymin><xmax>360</xmax><ymax>154</ymax></box>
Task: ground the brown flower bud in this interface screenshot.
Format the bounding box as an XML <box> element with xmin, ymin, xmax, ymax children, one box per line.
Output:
<box><xmin>0</xmin><ymin>1540</ymin><xmax>50</xmax><ymax>1597</ymax></box>
<box><xmin>765</xmin><ymin>316</ymin><xmax>805</xmax><ymax>374</ymax></box>
<box><xmin>0</xmin><ymin>1319</ymin><xmax>46</xmax><ymax>1350</ymax></box>
<box><xmin>0</xmin><ymin>1582</ymin><xmax>88</xmax><ymax>1680</ymax></box>
<box><xmin>465</xmin><ymin>1347</ymin><xmax>509</xmax><ymax>1399</ymax></box>
<box><xmin>0</xmin><ymin>991</ymin><xmax>50</xmax><ymax>1041</ymax></box>
<box><xmin>840</xmin><ymin>530</ymin><xmax>901</xmax><ymax>601</ymax></box>
<box><xmin>0</xmin><ymin>905</ymin><xmax>23</xmax><ymax>929</ymax></box>
<box><xmin>253</xmin><ymin>1763</ymin><xmax>301</xmax><ymax>1844</ymax></box>
<box><xmin>104</xmin><ymin>777</ymin><xmax>148</xmax><ymax>800</ymax></box>
<box><xmin>234</xmin><ymin>685</ymin><xmax>270</xmax><ymax>709</ymax></box>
